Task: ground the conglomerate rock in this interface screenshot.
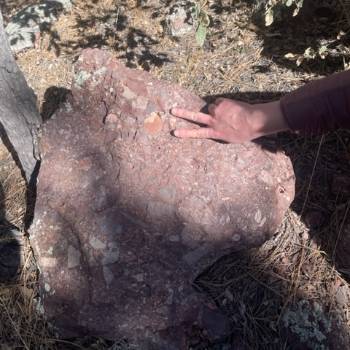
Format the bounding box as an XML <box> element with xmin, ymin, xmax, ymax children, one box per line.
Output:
<box><xmin>30</xmin><ymin>49</ymin><xmax>295</xmax><ymax>348</ymax></box>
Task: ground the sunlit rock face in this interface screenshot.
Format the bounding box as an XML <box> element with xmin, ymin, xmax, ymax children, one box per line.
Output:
<box><xmin>30</xmin><ymin>49</ymin><xmax>295</xmax><ymax>349</ymax></box>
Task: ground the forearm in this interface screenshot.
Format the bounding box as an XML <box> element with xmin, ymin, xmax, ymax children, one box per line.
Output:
<box><xmin>171</xmin><ymin>70</ymin><xmax>350</xmax><ymax>143</ymax></box>
<box><xmin>250</xmin><ymin>100</ymin><xmax>289</xmax><ymax>138</ymax></box>
<box><xmin>280</xmin><ymin>70</ymin><xmax>350</xmax><ymax>134</ymax></box>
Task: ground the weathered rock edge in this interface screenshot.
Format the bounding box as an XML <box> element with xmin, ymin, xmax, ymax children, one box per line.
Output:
<box><xmin>30</xmin><ymin>49</ymin><xmax>295</xmax><ymax>348</ymax></box>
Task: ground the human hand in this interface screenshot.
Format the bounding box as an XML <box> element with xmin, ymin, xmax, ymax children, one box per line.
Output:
<box><xmin>171</xmin><ymin>98</ymin><xmax>288</xmax><ymax>143</ymax></box>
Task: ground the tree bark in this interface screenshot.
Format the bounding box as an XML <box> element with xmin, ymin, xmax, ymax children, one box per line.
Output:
<box><xmin>0</xmin><ymin>10</ymin><xmax>42</xmax><ymax>183</ymax></box>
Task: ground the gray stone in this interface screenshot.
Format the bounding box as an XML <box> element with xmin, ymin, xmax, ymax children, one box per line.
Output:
<box><xmin>138</xmin><ymin>0</ymin><xmax>163</xmax><ymax>7</ymax></box>
<box><xmin>165</xmin><ymin>0</ymin><xmax>196</xmax><ymax>37</ymax></box>
<box><xmin>335</xmin><ymin>285</ymin><xmax>349</xmax><ymax>307</ymax></box>
<box><xmin>5</xmin><ymin>0</ymin><xmax>73</xmax><ymax>54</ymax></box>
<box><xmin>29</xmin><ymin>49</ymin><xmax>295</xmax><ymax>348</ymax></box>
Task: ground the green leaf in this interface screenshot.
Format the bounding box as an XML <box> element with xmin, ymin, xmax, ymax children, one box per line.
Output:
<box><xmin>292</xmin><ymin>6</ymin><xmax>300</xmax><ymax>16</ymax></box>
<box><xmin>196</xmin><ymin>23</ymin><xmax>207</xmax><ymax>47</ymax></box>
<box><xmin>303</xmin><ymin>47</ymin><xmax>316</xmax><ymax>59</ymax></box>
<box><xmin>265</xmin><ymin>7</ymin><xmax>274</xmax><ymax>26</ymax></box>
<box><xmin>293</xmin><ymin>0</ymin><xmax>303</xmax><ymax>16</ymax></box>
<box><xmin>284</xmin><ymin>52</ymin><xmax>296</xmax><ymax>59</ymax></box>
<box><xmin>193</xmin><ymin>2</ymin><xmax>200</xmax><ymax>18</ymax></box>
<box><xmin>296</xmin><ymin>56</ymin><xmax>304</xmax><ymax>66</ymax></box>
<box><xmin>318</xmin><ymin>45</ymin><xmax>328</xmax><ymax>59</ymax></box>
<box><xmin>319</xmin><ymin>45</ymin><xmax>328</xmax><ymax>54</ymax></box>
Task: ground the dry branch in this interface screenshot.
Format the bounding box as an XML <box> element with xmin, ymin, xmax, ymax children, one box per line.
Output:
<box><xmin>0</xmin><ymin>10</ymin><xmax>41</xmax><ymax>182</ymax></box>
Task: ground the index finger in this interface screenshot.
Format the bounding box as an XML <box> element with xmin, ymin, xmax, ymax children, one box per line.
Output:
<box><xmin>171</xmin><ymin>107</ymin><xmax>214</xmax><ymax>126</ymax></box>
<box><xmin>174</xmin><ymin>127</ymin><xmax>220</xmax><ymax>140</ymax></box>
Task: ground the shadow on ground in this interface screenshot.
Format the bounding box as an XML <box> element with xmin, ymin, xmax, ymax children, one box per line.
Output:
<box><xmin>47</xmin><ymin>1</ymin><xmax>170</xmax><ymax>70</ymax></box>
<box><xmin>0</xmin><ymin>221</ymin><xmax>21</xmax><ymax>283</ymax></box>
<box><xmin>0</xmin><ymin>0</ymin><xmax>39</xmax><ymax>21</ymax></box>
<box><xmin>1</xmin><ymin>0</ymin><xmax>170</xmax><ymax>70</ymax></box>
<box><xmin>0</xmin><ymin>184</ymin><xmax>21</xmax><ymax>283</ymax></box>
<box><xmin>209</xmin><ymin>0</ymin><xmax>350</xmax><ymax>75</ymax></box>
<box><xmin>4</xmin><ymin>0</ymin><xmax>350</xmax><ymax>74</ymax></box>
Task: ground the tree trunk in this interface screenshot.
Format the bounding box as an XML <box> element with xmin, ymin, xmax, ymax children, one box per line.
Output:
<box><xmin>0</xmin><ymin>10</ymin><xmax>42</xmax><ymax>183</ymax></box>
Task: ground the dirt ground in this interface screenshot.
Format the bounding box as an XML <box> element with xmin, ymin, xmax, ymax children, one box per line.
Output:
<box><xmin>1</xmin><ymin>0</ymin><xmax>350</xmax><ymax>349</ymax></box>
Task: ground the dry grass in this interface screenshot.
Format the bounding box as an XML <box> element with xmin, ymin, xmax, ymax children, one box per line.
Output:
<box><xmin>0</xmin><ymin>143</ymin><xmax>26</xmax><ymax>228</ymax></box>
<box><xmin>0</xmin><ymin>0</ymin><xmax>40</xmax><ymax>21</ymax></box>
<box><xmin>195</xmin><ymin>208</ymin><xmax>350</xmax><ymax>349</ymax></box>
<box><xmin>1</xmin><ymin>0</ymin><xmax>350</xmax><ymax>349</ymax></box>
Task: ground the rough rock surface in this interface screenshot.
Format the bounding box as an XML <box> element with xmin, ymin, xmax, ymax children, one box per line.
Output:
<box><xmin>30</xmin><ymin>49</ymin><xmax>295</xmax><ymax>348</ymax></box>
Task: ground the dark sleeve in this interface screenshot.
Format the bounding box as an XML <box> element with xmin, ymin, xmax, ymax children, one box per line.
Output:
<box><xmin>280</xmin><ymin>70</ymin><xmax>350</xmax><ymax>134</ymax></box>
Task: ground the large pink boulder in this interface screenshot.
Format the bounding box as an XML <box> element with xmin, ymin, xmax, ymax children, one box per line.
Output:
<box><xmin>30</xmin><ymin>49</ymin><xmax>294</xmax><ymax>348</ymax></box>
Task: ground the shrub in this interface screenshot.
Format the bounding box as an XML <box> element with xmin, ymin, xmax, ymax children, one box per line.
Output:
<box><xmin>264</xmin><ymin>0</ymin><xmax>304</xmax><ymax>25</ymax></box>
